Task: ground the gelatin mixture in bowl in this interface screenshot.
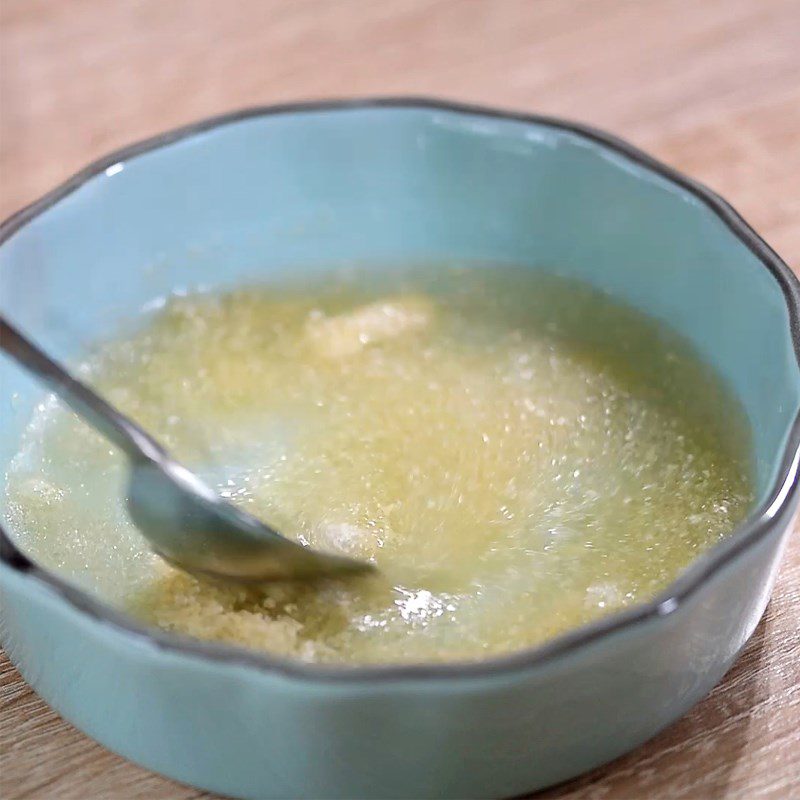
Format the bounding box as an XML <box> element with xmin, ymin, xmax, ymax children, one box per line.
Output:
<box><xmin>5</xmin><ymin>266</ymin><xmax>752</xmax><ymax>664</ymax></box>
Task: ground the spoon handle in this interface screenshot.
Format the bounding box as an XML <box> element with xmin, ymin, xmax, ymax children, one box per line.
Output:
<box><xmin>0</xmin><ymin>316</ymin><xmax>164</xmax><ymax>462</ymax></box>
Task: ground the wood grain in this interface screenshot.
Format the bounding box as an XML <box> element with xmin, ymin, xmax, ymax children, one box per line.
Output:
<box><xmin>1</xmin><ymin>1</ymin><xmax>799</xmax><ymax>797</ymax></box>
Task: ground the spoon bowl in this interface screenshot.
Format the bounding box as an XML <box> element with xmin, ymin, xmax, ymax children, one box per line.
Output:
<box><xmin>0</xmin><ymin>316</ymin><xmax>373</xmax><ymax>583</ymax></box>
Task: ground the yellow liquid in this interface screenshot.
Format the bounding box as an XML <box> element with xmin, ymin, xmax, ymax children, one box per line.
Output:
<box><xmin>4</xmin><ymin>266</ymin><xmax>753</xmax><ymax>664</ymax></box>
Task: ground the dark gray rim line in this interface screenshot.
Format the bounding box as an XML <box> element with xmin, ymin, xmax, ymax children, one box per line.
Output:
<box><xmin>1</xmin><ymin>97</ymin><xmax>799</xmax><ymax>684</ymax></box>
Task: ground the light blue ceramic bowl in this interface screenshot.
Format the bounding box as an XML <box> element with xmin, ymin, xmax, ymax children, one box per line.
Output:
<box><xmin>1</xmin><ymin>99</ymin><xmax>798</xmax><ymax>799</ymax></box>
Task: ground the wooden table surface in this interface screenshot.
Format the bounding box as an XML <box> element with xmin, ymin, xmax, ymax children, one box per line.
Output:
<box><xmin>1</xmin><ymin>1</ymin><xmax>799</xmax><ymax>798</ymax></box>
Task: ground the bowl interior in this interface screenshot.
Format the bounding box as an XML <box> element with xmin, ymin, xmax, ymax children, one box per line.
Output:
<box><xmin>1</xmin><ymin>103</ymin><xmax>798</xmax><ymax>509</ymax></box>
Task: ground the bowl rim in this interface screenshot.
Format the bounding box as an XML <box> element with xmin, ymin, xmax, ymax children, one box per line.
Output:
<box><xmin>1</xmin><ymin>96</ymin><xmax>799</xmax><ymax>684</ymax></box>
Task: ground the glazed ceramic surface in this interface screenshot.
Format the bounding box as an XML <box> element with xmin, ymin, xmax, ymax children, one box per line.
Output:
<box><xmin>1</xmin><ymin>99</ymin><xmax>798</xmax><ymax>799</ymax></box>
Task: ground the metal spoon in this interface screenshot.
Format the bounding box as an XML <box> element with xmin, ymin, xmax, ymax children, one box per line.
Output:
<box><xmin>0</xmin><ymin>317</ymin><xmax>373</xmax><ymax>582</ymax></box>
